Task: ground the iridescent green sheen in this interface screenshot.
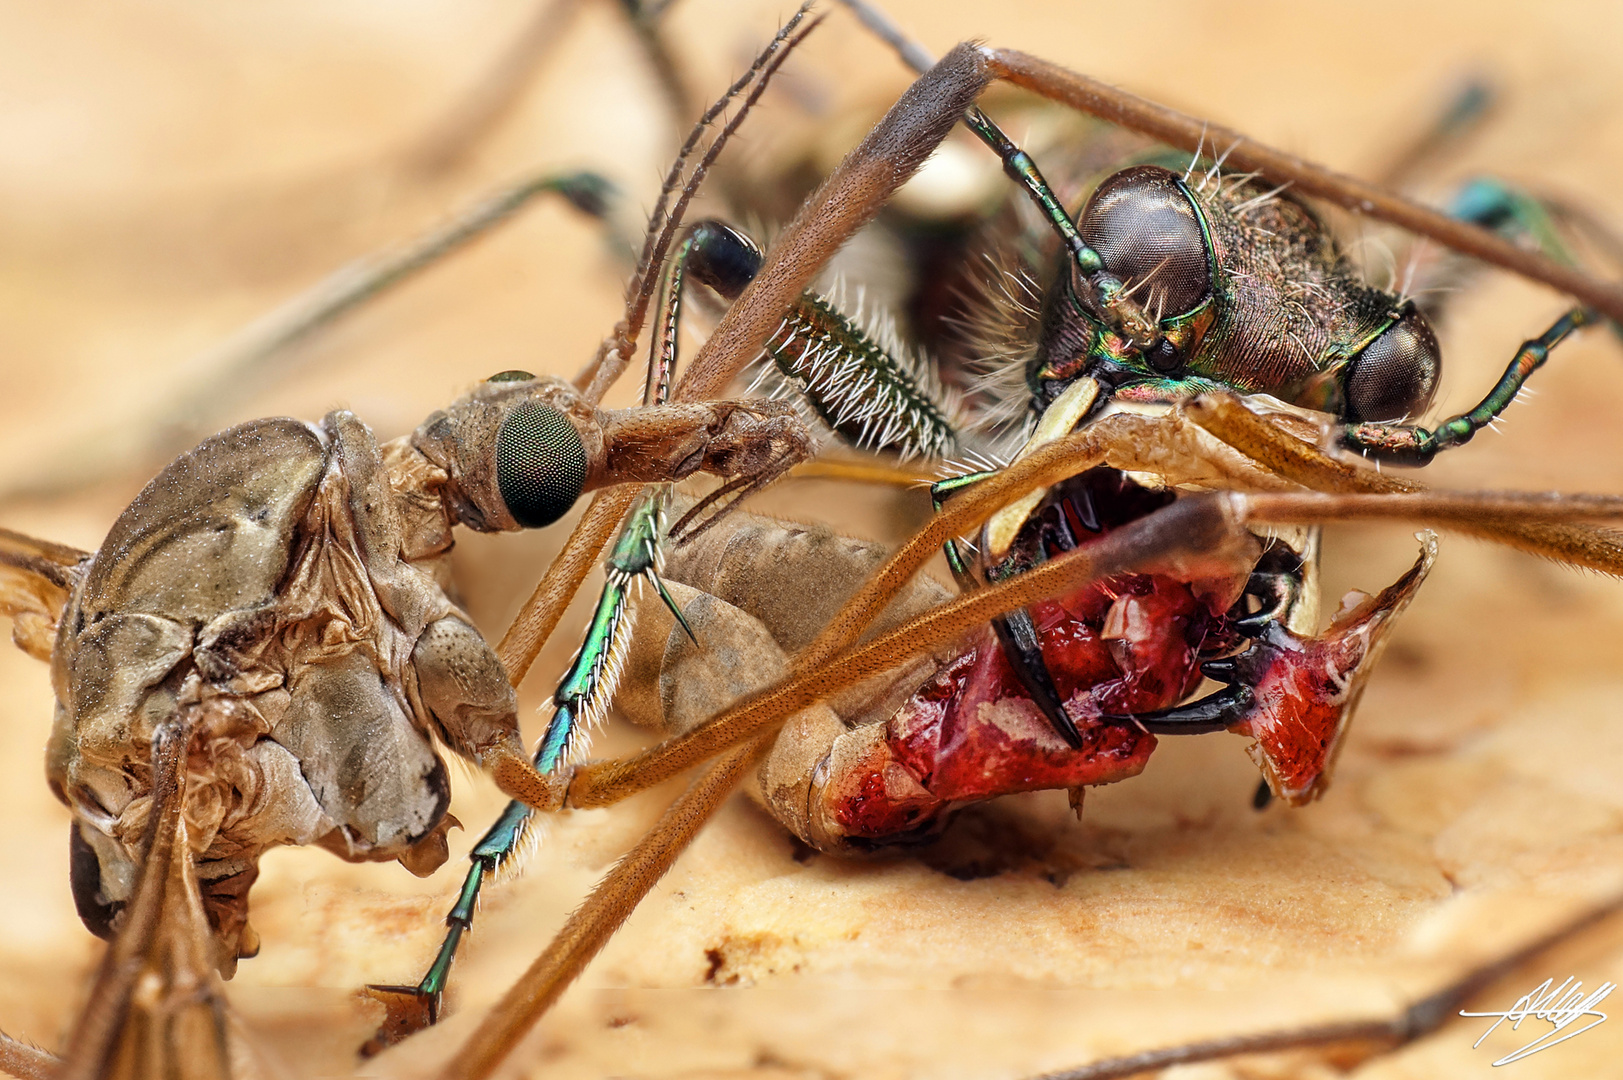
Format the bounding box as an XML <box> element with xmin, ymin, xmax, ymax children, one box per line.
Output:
<box><xmin>400</xmin><ymin>488</ymin><xmax>676</xmax><ymax>1006</ymax></box>
<box><xmin>1342</xmin><ymin>307</ymin><xmax>1592</xmax><ymax>465</ymax></box>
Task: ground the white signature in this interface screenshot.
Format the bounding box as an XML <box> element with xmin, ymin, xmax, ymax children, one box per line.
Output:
<box><xmin>1460</xmin><ymin>976</ymin><xmax>1615</xmax><ymax>1066</ymax></box>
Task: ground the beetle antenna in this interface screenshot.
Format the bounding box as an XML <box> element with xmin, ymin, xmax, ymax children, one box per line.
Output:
<box><xmin>581</xmin><ymin>4</ymin><xmax>819</xmax><ymax>404</ymax></box>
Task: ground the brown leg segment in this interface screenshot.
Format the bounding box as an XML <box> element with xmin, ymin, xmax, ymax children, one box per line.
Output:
<box><xmin>0</xmin><ymin>1036</ymin><xmax>55</xmax><ymax>1080</ymax></box>
<box><xmin>1189</xmin><ymin>392</ymin><xmax>1623</xmax><ymax>573</ymax></box>
<box><xmin>59</xmin><ymin>717</ymin><xmax>234</xmax><ymax>1080</ymax></box>
<box><xmin>435</xmin><ymin>735</ymin><xmax>771</xmax><ymax>1080</ymax></box>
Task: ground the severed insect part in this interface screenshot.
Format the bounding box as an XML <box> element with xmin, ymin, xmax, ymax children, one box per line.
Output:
<box><xmin>677</xmin><ymin>219</ymin><xmax>962</xmax><ymax>460</ymax></box>
<box><xmin>28</xmin><ymin>358</ymin><xmax>808</xmax><ymax>1050</ymax></box>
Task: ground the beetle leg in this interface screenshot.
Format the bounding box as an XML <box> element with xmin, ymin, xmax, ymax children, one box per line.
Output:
<box><xmin>1340</xmin><ymin>306</ymin><xmax>1593</xmax><ymax>465</ymax></box>
<box><xmin>365</xmin><ymin>487</ymin><xmax>692</xmax><ymax>1054</ymax></box>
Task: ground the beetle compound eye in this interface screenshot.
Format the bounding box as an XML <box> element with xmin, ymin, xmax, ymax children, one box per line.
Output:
<box><xmin>1080</xmin><ymin>165</ymin><xmax>1210</xmax><ymax>319</ymax></box>
<box><xmin>1342</xmin><ymin>310</ymin><xmax>1441</xmax><ymax>421</ymax></box>
<box><xmin>487</xmin><ymin>369</ymin><xmax>536</xmax><ymax>383</ymax></box>
<box><xmin>496</xmin><ymin>400</ymin><xmax>588</xmax><ymax>528</ymax></box>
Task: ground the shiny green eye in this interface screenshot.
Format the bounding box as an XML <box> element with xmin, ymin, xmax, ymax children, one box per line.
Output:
<box><xmin>495</xmin><ymin>401</ymin><xmax>587</xmax><ymax>528</ymax></box>
<box><xmin>487</xmin><ymin>369</ymin><xmax>536</xmax><ymax>383</ymax></box>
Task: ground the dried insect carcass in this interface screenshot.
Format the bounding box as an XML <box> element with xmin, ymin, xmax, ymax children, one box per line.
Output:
<box><xmin>0</xmin><ymin>6</ymin><xmax>823</xmax><ymax>1073</ymax></box>
<box><xmin>2</xmin><ymin>367</ymin><xmax>812</xmax><ymax>1069</ymax></box>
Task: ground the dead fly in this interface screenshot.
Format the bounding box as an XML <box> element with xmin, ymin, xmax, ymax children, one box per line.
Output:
<box><xmin>0</xmin><ymin>16</ymin><xmax>825</xmax><ymax>1075</ymax></box>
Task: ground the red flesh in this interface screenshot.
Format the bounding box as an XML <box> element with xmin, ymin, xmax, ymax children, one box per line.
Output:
<box><xmin>829</xmin><ymin>565</ymin><xmax>1224</xmax><ymax>840</ymax></box>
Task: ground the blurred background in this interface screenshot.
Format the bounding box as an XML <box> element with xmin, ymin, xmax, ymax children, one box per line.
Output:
<box><xmin>2</xmin><ymin>2</ymin><xmax>1622</xmax><ymax>1077</ymax></box>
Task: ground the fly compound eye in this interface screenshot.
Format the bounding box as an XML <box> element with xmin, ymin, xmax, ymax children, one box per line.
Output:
<box><xmin>496</xmin><ymin>400</ymin><xmax>588</xmax><ymax>528</ymax></box>
<box><xmin>1342</xmin><ymin>310</ymin><xmax>1441</xmax><ymax>421</ymax></box>
<box><xmin>1080</xmin><ymin>165</ymin><xmax>1210</xmax><ymax>320</ymax></box>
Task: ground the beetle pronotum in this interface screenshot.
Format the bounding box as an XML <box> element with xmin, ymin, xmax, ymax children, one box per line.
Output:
<box><xmin>3</xmin><ymin>3</ymin><xmax>1623</xmax><ymax>1079</ymax></box>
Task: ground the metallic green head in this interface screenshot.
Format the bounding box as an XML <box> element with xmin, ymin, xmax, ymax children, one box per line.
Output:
<box><xmin>1031</xmin><ymin>164</ymin><xmax>1440</xmax><ymax>423</ymax></box>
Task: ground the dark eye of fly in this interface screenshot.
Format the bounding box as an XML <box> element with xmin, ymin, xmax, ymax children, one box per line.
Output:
<box><xmin>1079</xmin><ymin>165</ymin><xmax>1211</xmax><ymax>321</ymax></box>
<box><xmin>487</xmin><ymin>369</ymin><xmax>536</xmax><ymax>383</ymax></box>
<box><xmin>495</xmin><ymin>400</ymin><xmax>588</xmax><ymax>528</ymax></box>
<box><xmin>1341</xmin><ymin>309</ymin><xmax>1441</xmax><ymax>421</ymax></box>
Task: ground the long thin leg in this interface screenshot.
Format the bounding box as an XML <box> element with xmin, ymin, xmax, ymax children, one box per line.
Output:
<box><xmin>1371</xmin><ymin>73</ymin><xmax>1497</xmax><ymax>189</ymax></box>
<box><xmin>670</xmin><ymin>44</ymin><xmax>991</xmax><ymax>405</ymax></box>
<box><xmin>1022</xmin><ymin>895</ymin><xmax>1623</xmax><ymax>1080</ymax></box>
<box><xmin>574</xmin><ymin>6</ymin><xmax>820</xmax><ymax>404</ymax></box>
<box><xmin>1187</xmin><ymin>391</ymin><xmax>1623</xmax><ymax>574</ymax></box>
<box><xmin>402</xmin><ymin>0</ymin><xmax>588</xmax><ymax>176</ymax></box>
<box><xmin>836</xmin><ymin>0</ymin><xmax>1623</xmax><ymax>321</ymax></box>
<box><xmin>0</xmin><ymin>171</ymin><xmax>615</xmax><ymax>507</ymax></box>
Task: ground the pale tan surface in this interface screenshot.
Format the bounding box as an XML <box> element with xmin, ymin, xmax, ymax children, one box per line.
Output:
<box><xmin>2</xmin><ymin>2</ymin><xmax>1623</xmax><ymax>1078</ymax></box>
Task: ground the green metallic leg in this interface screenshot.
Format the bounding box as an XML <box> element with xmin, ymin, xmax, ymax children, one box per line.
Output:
<box><xmin>361</xmin><ymin>490</ymin><xmax>683</xmax><ymax>1055</ymax></box>
<box><xmin>1341</xmin><ymin>307</ymin><xmax>1593</xmax><ymax>465</ymax></box>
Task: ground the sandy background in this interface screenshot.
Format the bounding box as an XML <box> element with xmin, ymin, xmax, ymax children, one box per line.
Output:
<box><xmin>2</xmin><ymin>1</ymin><xmax>1623</xmax><ymax>1078</ymax></box>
